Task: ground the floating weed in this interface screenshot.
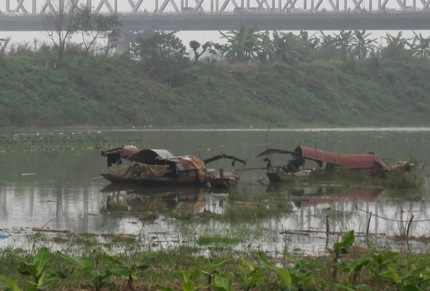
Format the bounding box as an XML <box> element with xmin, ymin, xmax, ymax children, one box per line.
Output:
<box><xmin>101</xmin><ymin>233</ymin><xmax>137</xmax><ymax>244</ymax></box>
<box><xmin>0</xmin><ymin>130</ymin><xmax>144</xmax><ymax>153</ymax></box>
<box><xmin>197</xmin><ymin>235</ymin><xmax>241</xmax><ymax>245</ymax></box>
<box><xmin>222</xmin><ymin>202</ymin><xmax>285</xmax><ymax>222</ymax></box>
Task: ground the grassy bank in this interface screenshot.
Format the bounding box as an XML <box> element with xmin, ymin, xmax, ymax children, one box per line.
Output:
<box><xmin>1</xmin><ymin>50</ymin><xmax>430</xmax><ymax>128</ymax></box>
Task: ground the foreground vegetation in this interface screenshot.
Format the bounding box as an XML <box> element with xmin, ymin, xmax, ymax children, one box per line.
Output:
<box><xmin>1</xmin><ymin>231</ymin><xmax>429</xmax><ymax>290</ymax></box>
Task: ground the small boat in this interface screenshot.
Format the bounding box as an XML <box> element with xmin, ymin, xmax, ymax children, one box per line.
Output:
<box><xmin>203</xmin><ymin>154</ymin><xmax>246</xmax><ymax>189</ymax></box>
<box><xmin>258</xmin><ymin>146</ymin><xmax>414</xmax><ymax>184</ymax></box>
<box><xmin>100</xmin><ymin>147</ymin><xmax>207</xmax><ymax>186</ymax></box>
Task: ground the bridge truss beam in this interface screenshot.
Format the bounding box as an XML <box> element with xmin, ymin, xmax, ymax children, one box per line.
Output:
<box><xmin>2</xmin><ymin>0</ymin><xmax>430</xmax><ymax>14</ymax></box>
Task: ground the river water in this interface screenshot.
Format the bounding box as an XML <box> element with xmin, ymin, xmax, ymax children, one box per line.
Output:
<box><xmin>1</xmin><ymin>128</ymin><xmax>430</xmax><ymax>255</ymax></box>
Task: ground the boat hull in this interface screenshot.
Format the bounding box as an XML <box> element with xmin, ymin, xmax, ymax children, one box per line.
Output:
<box><xmin>205</xmin><ymin>170</ymin><xmax>239</xmax><ymax>189</ymax></box>
<box><xmin>266</xmin><ymin>169</ymin><xmax>313</xmax><ymax>183</ymax></box>
<box><xmin>100</xmin><ymin>173</ymin><xmax>202</xmax><ymax>187</ymax></box>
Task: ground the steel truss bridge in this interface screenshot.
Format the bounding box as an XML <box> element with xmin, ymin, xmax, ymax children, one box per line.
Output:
<box><xmin>1</xmin><ymin>0</ymin><xmax>430</xmax><ymax>31</ymax></box>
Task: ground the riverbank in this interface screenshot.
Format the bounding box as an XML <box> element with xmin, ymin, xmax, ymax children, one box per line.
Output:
<box><xmin>2</xmin><ymin>51</ymin><xmax>430</xmax><ymax>128</ymax></box>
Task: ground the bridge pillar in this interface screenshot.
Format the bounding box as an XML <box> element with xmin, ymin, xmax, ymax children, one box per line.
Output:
<box><xmin>116</xmin><ymin>31</ymin><xmax>133</xmax><ymax>54</ymax></box>
<box><xmin>116</xmin><ymin>30</ymin><xmax>156</xmax><ymax>54</ymax></box>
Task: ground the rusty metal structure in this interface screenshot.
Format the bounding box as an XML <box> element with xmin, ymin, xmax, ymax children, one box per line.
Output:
<box><xmin>3</xmin><ymin>0</ymin><xmax>430</xmax><ymax>14</ymax></box>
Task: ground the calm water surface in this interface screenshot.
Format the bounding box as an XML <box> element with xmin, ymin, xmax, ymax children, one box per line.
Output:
<box><xmin>1</xmin><ymin>128</ymin><xmax>430</xmax><ymax>254</ymax></box>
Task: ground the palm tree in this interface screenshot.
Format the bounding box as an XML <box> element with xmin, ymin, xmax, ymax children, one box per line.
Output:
<box><xmin>271</xmin><ymin>31</ymin><xmax>304</xmax><ymax>65</ymax></box>
<box><xmin>298</xmin><ymin>30</ymin><xmax>319</xmax><ymax>61</ymax></box>
<box><xmin>314</xmin><ymin>31</ymin><xmax>339</xmax><ymax>60</ymax></box>
<box><xmin>384</xmin><ymin>32</ymin><xmax>409</xmax><ymax>49</ymax></box>
<box><xmin>335</xmin><ymin>30</ymin><xmax>354</xmax><ymax>59</ymax></box>
<box><xmin>351</xmin><ymin>30</ymin><xmax>379</xmax><ymax>60</ymax></box>
<box><xmin>256</xmin><ymin>30</ymin><xmax>275</xmax><ymax>63</ymax></box>
<box><xmin>219</xmin><ymin>22</ymin><xmax>260</xmax><ymax>62</ymax></box>
<box><xmin>381</xmin><ymin>32</ymin><xmax>413</xmax><ymax>61</ymax></box>
<box><xmin>409</xmin><ymin>32</ymin><xmax>430</xmax><ymax>59</ymax></box>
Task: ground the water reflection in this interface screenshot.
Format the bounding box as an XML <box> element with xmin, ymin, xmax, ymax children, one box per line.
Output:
<box><xmin>1</xmin><ymin>129</ymin><xmax>430</xmax><ymax>254</ymax></box>
<box><xmin>100</xmin><ymin>185</ymin><xmax>208</xmax><ymax>213</ymax></box>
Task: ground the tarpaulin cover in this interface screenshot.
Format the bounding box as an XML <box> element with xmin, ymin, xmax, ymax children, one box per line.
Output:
<box><xmin>298</xmin><ymin>146</ymin><xmax>390</xmax><ymax>171</ymax></box>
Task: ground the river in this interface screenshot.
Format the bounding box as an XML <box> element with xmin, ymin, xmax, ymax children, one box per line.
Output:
<box><xmin>1</xmin><ymin>127</ymin><xmax>429</xmax><ymax>255</ymax></box>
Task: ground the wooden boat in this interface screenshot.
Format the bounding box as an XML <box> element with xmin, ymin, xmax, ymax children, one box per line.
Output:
<box><xmin>258</xmin><ymin>146</ymin><xmax>414</xmax><ymax>184</ymax></box>
<box><xmin>101</xmin><ymin>147</ymin><xmax>246</xmax><ymax>188</ymax></box>
<box><xmin>100</xmin><ymin>147</ymin><xmax>207</xmax><ymax>186</ymax></box>
<box><xmin>203</xmin><ymin>154</ymin><xmax>246</xmax><ymax>189</ymax></box>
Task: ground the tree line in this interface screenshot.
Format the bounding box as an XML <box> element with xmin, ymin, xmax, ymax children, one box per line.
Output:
<box><xmin>1</xmin><ymin>0</ymin><xmax>430</xmax><ymax>82</ymax></box>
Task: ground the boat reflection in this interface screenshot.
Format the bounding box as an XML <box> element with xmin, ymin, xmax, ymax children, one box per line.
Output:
<box><xmin>292</xmin><ymin>188</ymin><xmax>382</xmax><ymax>209</ymax></box>
<box><xmin>100</xmin><ymin>184</ymin><xmax>222</xmax><ymax>214</ymax></box>
<box><xmin>266</xmin><ymin>183</ymin><xmax>382</xmax><ymax>208</ymax></box>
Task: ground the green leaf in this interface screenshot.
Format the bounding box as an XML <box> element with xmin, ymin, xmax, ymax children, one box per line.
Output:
<box><xmin>333</xmin><ymin>231</ymin><xmax>355</xmax><ymax>255</ymax></box>
<box><xmin>60</xmin><ymin>253</ymin><xmax>94</xmax><ymax>270</ymax></box>
<box><xmin>183</xmin><ymin>280</ymin><xmax>195</xmax><ymax>291</ymax></box>
<box><xmin>37</xmin><ymin>276</ymin><xmax>61</xmax><ymax>290</ymax></box>
<box><xmin>33</xmin><ymin>247</ymin><xmax>52</xmax><ymax>274</ymax></box>
<box><xmin>213</xmin><ymin>273</ymin><xmax>234</xmax><ymax>291</ymax></box>
<box><xmin>276</xmin><ymin>268</ymin><xmax>292</xmax><ymax>286</ymax></box>
<box><xmin>0</xmin><ymin>276</ymin><xmax>21</xmax><ymax>291</ymax></box>
<box><xmin>259</xmin><ymin>252</ymin><xmax>292</xmax><ymax>286</ymax></box>
<box><xmin>182</xmin><ymin>270</ymin><xmax>191</xmax><ymax>282</ymax></box>
<box><xmin>240</xmin><ymin>258</ymin><xmax>255</xmax><ymax>272</ymax></box>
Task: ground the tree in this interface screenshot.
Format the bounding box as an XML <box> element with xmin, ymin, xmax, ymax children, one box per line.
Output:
<box><xmin>409</xmin><ymin>32</ymin><xmax>430</xmax><ymax>59</ymax></box>
<box><xmin>350</xmin><ymin>30</ymin><xmax>378</xmax><ymax>60</ymax></box>
<box><xmin>315</xmin><ymin>31</ymin><xmax>341</xmax><ymax>60</ymax></box>
<box><xmin>298</xmin><ymin>30</ymin><xmax>319</xmax><ymax>59</ymax></box>
<box><xmin>271</xmin><ymin>31</ymin><xmax>304</xmax><ymax>65</ymax></box>
<box><xmin>43</xmin><ymin>0</ymin><xmax>79</xmax><ymax>63</ymax></box>
<box><xmin>335</xmin><ymin>30</ymin><xmax>354</xmax><ymax>59</ymax></box>
<box><xmin>256</xmin><ymin>31</ymin><xmax>275</xmax><ymax>63</ymax></box>
<box><xmin>381</xmin><ymin>32</ymin><xmax>413</xmax><ymax>61</ymax></box>
<box><xmin>0</xmin><ymin>37</ymin><xmax>10</xmax><ymax>56</ymax></box>
<box><xmin>189</xmin><ymin>40</ymin><xmax>213</xmax><ymax>63</ymax></box>
<box><xmin>219</xmin><ymin>23</ymin><xmax>260</xmax><ymax>62</ymax></box>
<box><xmin>71</xmin><ymin>5</ymin><xmax>122</xmax><ymax>56</ymax></box>
<box><xmin>130</xmin><ymin>31</ymin><xmax>189</xmax><ymax>81</ymax></box>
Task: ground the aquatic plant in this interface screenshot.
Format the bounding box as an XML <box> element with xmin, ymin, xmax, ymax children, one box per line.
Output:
<box><xmin>0</xmin><ymin>246</ymin><xmax>65</xmax><ymax>291</ymax></box>
<box><xmin>259</xmin><ymin>251</ymin><xmax>314</xmax><ymax>290</ymax></box>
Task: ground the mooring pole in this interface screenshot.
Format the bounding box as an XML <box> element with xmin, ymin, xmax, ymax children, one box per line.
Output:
<box><xmin>325</xmin><ymin>215</ymin><xmax>329</xmax><ymax>248</ymax></box>
<box><xmin>366</xmin><ymin>211</ymin><xmax>372</xmax><ymax>237</ymax></box>
<box><xmin>326</xmin><ymin>215</ymin><xmax>329</xmax><ymax>236</ymax></box>
<box><xmin>406</xmin><ymin>215</ymin><xmax>414</xmax><ymax>239</ymax></box>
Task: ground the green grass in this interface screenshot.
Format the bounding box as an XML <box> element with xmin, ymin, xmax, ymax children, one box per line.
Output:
<box><xmin>2</xmin><ymin>48</ymin><xmax>430</xmax><ymax>127</ymax></box>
